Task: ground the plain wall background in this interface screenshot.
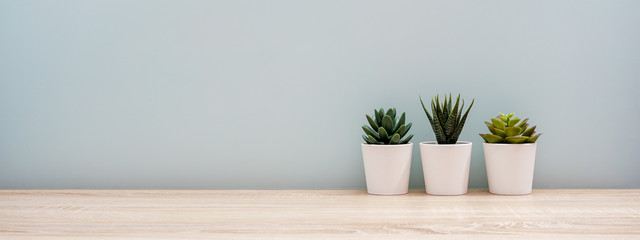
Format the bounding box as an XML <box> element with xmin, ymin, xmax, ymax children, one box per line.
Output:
<box><xmin>1</xmin><ymin>0</ymin><xmax>639</xmax><ymax>189</ymax></box>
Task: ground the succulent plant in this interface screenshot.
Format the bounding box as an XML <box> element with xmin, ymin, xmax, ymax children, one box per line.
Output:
<box><xmin>362</xmin><ymin>108</ymin><xmax>414</xmax><ymax>144</ymax></box>
<box><xmin>479</xmin><ymin>113</ymin><xmax>541</xmax><ymax>144</ymax></box>
<box><xmin>420</xmin><ymin>94</ymin><xmax>474</xmax><ymax>144</ymax></box>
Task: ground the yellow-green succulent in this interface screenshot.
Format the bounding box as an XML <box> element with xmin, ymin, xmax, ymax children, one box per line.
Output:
<box><xmin>479</xmin><ymin>113</ymin><xmax>541</xmax><ymax>144</ymax></box>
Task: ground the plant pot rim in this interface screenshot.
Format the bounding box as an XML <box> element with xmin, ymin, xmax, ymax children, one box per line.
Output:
<box><xmin>482</xmin><ymin>142</ymin><xmax>537</xmax><ymax>146</ymax></box>
<box><xmin>361</xmin><ymin>142</ymin><xmax>413</xmax><ymax>147</ymax></box>
<box><xmin>420</xmin><ymin>141</ymin><xmax>472</xmax><ymax>146</ymax></box>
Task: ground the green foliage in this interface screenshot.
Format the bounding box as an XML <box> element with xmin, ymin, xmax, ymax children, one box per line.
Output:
<box><xmin>479</xmin><ymin>113</ymin><xmax>542</xmax><ymax>144</ymax></box>
<box><xmin>362</xmin><ymin>108</ymin><xmax>414</xmax><ymax>145</ymax></box>
<box><xmin>420</xmin><ymin>94</ymin><xmax>474</xmax><ymax>144</ymax></box>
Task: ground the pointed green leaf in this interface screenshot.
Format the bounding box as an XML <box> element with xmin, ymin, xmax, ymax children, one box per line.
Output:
<box><xmin>394</xmin><ymin>124</ymin><xmax>405</xmax><ymax>136</ymax></box>
<box><xmin>526</xmin><ymin>133</ymin><xmax>541</xmax><ymax>143</ymax></box>
<box><xmin>421</xmin><ymin>96</ymin><xmax>438</xmax><ymax>141</ymax></box>
<box><xmin>517</xmin><ymin>118</ymin><xmax>529</xmax><ymax>128</ymax></box>
<box><xmin>505</xmin><ymin>136</ymin><xmax>528</xmax><ymax>143</ymax></box>
<box><xmin>434</xmin><ymin>96</ymin><xmax>445</xmax><ymax>129</ymax></box>
<box><xmin>378</xmin><ymin>108</ymin><xmax>385</xmax><ymax>124</ymax></box>
<box><xmin>484</xmin><ymin>121</ymin><xmax>493</xmax><ymax>130</ymax></box>
<box><xmin>507</xmin><ymin>113</ymin><xmax>514</xmax><ymax>118</ymax></box>
<box><xmin>367</xmin><ymin>135</ymin><xmax>379</xmax><ymax>144</ymax></box>
<box><xmin>508</xmin><ymin>118</ymin><xmax>520</xmax><ymax>127</ymax></box>
<box><xmin>504</xmin><ymin>127</ymin><xmax>522</xmax><ymax>137</ymax></box>
<box><xmin>447</xmin><ymin>93</ymin><xmax>453</xmax><ymax>114</ymax></box>
<box><xmin>362</xmin><ymin>135</ymin><xmax>370</xmax><ymax>143</ymax></box>
<box><xmin>431</xmin><ymin>98</ymin><xmax>447</xmax><ymax>144</ymax></box>
<box><xmin>444</xmin><ymin>94</ymin><xmax>460</xmax><ymax>137</ymax></box>
<box><xmin>491</xmin><ymin>118</ymin><xmax>506</xmax><ymax>130</ymax></box>
<box><xmin>389</xmin><ymin>134</ymin><xmax>401</xmax><ymax>144</ymax></box>
<box><xmin>366</xmin><ymin>115</ymin><xmax>379</xmax><ymax>130</ymax></box>
<box><xmin>403</xmin><ymin>122</ymin><xmax>412</xmax><ymax>137</ymax></box>
<box><xmin>522</xmin><ymin>126</ymin><xmax>536</xmax><ymax>137</ymax></box>
<box><xmin>489</xmin><ymin>127</ymin><xmax>507</xmax><ymax>138</ymax></box>
<box><xmin>519</xmin><ymin>123</ymin><xmax>529</xmax><ymax>134</ymax></box>
<box><xmin>480</xmin><ymin>134</ymin><xmax>504</xmax><ymax>143</ymax></box>
<box><xmin>362</xmin><ymin>125</ymin><xmax>379</xmax><ymax>139</ymax></box>
<box><xmin>420</xmin><ymin>96</ymin><xmax>434</xmax><ymax>126</ymax></box>
<box><xmin>400</xmin><ymin>134</ymin><xmax>413</xmax><ymax>144</ymax></box>
<box><xmin>448</xmin><ymin>99</ymin><xmax>474</xmax><ymax>144</ymax></box>
<box><xmin>394</xmin><ymin>112</ymin><xmax>405</xmax><ymax>133</ymax></box>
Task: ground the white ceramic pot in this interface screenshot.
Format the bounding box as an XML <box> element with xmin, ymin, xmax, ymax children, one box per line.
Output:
<box><xmin>361</xmin><ymin>143</ymin><xmax>413</xmax><ymax>195</ymax></box>
<box><xmin>419</xmin><ymin>141</ymin><xmax>472</xmax><ymax>195</ymax></box>
<box><xmin>483</xmin><ymin>143</ymin><xmax>537</xmax><ymax>195</ymax></box>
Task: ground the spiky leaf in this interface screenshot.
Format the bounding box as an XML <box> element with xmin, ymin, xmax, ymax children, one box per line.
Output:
<box><xmin>508</xmin><ymin>118</ymin><xmax>520</xmax><ymax>127</ymax></box>
<box><xmin>517</xmin><ymin>118</ymin><xmax>529</xmax><ymax>128</ymax></box>
<box><xmin>366</xmin><ymin>115</ymin><xmax>379</xmax><ymax>130</ymax></box>
<box><xmin>431</xmin><ymin>99</ymin><xmax>447</xmax><ymax>143</ymax></box>
<box><xmin>444</xmin><ymin>94</ymin><xmax>460</xmax><ymax>137</ymax></box>
<box><xmin>362</xmin><ymin>126</ymin><xmax>379</xmax><ymax>139</ymax></box>
<box><xmin>394</xmin><ymin>113</ymin><xmax>406</xmax><ymax>133</ymax></box>
<box><xmin>522</xmin><ymin>126</ymin><xmax>536</xmax><ymax>137</ymax></box>
<box><xmin>526</xmin><ymin>133</ymin><xmax>541</xmax><ymax>143</ymax></box>
<box><xmin>367</xmin><ymin>135</ymin><xmax>379</xmax><ymax>144</ymax></box>
<box><xmin>402</xmin><ymin>123</ymin><xmax>412</xmax><ymax>137</ymax></box>
<box><xmin>400</xmin><ymin>134</ymin><xmax>414</xmax><ymax>144</ymax></box>
<box><xmin>519</xmin><ymin>123</ymin><xmax>529</xmax><ymax>134</ymax></box>
<box><xmin>448</xmin><ymin>99</ymin><xmax>474</xmax><ymax>144</ymax></box>
<box><xmin>484</xmin><ymin>121</ymin><xmax>493</xmax><ymax>130</ymax></box>
<box><xmin>394</xmin><ymin>124</ymin><xmax>405</xmax><ymax>136</ymax></box>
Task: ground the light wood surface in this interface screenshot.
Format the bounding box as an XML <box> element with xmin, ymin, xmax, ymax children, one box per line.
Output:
<box><xmin>1</xmin><ymin>189</ymin><xmax>639</xmax><ymax>239</ymax></box>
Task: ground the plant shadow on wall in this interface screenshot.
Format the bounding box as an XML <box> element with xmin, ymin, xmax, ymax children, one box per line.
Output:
<box><xmin>360</xmin><ymin>108</ymin><xmax>414</xmax><ymax>195</ymax></box>
<box><xmin>419</xmin><ymin>94</ymin><xmax>474</xmax><ymax>196</ymax></box>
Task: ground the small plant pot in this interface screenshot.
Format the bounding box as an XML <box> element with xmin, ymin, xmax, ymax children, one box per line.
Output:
<box><xmin>361</xmin><ymin>143</ymin><xmax>413</xmax><ymax>195</ymax></box>
<box><xmin>483</xmin><ymin>143</ymin><xmax>537</xmax><ymax>195</ymax></box>
<box><xmin>419</xmin><ymin>141</ymin><xmax>472</xmax><ymax>195</ymax></box>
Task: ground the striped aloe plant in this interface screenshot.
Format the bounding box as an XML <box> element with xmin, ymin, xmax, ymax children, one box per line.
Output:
<box><xmin>420</xmin><ymin>94</ymin><xmax>474</xmax><ymax>144</ymax></box>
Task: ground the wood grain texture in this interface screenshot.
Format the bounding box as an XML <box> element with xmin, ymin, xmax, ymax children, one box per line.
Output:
<box><xmin>1</xmin><ymin>190</ymin><xmax>639</xmax><ymax>239</ymax></box>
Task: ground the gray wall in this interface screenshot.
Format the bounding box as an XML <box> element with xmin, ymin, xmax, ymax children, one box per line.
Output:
<box><xmin>1</xmin><ymin>0</ymin><xmax>639</xmax><ymax>189</ymax></box>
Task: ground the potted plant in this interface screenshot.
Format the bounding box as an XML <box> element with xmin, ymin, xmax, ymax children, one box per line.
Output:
<box><xmin>361</xmin><ymin>108</ymin><xmax>414</xmax><ymax>195</ymax></box>
<box><xmin>419</xmin><ymin>94</ymin><xmax>474</xmax><ymax>195</ymax></box>
<box><xmin>480</xmin><ymin>113</ymin><xmax>542</xmax><ymax>195</ymax></box>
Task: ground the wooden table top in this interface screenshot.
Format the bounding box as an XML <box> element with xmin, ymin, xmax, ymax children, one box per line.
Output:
<box><xmin>1</xmin><ymin>189</ymin><xmax>639</xmax><ymax>239</ymax></box>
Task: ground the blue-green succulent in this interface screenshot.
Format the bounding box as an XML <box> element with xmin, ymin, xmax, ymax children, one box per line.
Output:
<box><xmin>362</xmin><ymin>108</ymin><xmax>413</xmax><ymax>144</ymax></box>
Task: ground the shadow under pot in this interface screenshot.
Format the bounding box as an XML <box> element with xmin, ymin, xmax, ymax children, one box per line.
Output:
<box><xmin>483</xmin><ymin>143</ymin><xmax>537</xmax><ymax>195</ymax></box>
<box><xmin>419</xmin><ymin>141</ymin><xmax>472</xmax><ymax>195</ymax></box>
<box><xmin>361</xmin><ymin>143</ymin><xmax>413</xmax><ymax>195</ymax></box>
